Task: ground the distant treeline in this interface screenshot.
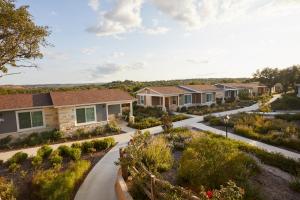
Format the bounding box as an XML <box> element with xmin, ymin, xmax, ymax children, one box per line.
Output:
<box><xmin>0</xmin><ymin>78</ymin><xmax>249</xmax><ymax>95</ymax></box>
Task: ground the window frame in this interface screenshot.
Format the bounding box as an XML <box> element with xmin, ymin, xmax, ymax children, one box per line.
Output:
<box><xmin>184</xmin><ymin>94</ymin><xmax>192</xmax><ymax>105</ymax></box>
<box><xmin>206</xmin><ymin>93</ymin><xmax>213</xmax><ymax>102</ymax></box>
<box><xmin>139</xmin><ymin>95</ymin><xmax>145</xmax><ymax>105</ymax></box>
<box><xmin>16</xmin><ymin>109</ymin><xmax>45</xmax><ymax>132</ymax></box>
<box><xmin>75</xmin><ymin>105</ymin><xmax>97</xmax><ymax>126</ymax></box>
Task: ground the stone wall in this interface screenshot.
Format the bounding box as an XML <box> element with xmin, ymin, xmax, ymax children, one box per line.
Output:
<box><xmin>57</xmin><ymin>106</ymin><xmax>107</xmax><ymax>135</ymax></box>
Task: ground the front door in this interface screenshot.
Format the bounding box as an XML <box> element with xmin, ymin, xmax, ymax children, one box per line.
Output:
<box><xmin>165</xmin><ymin>97</ymin><xmax>170</xmax><ymax>109</ymax></box>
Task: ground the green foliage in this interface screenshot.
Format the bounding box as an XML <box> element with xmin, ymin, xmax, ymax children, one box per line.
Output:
<box><xmin>275</xmin><ymin>113</ymin><xmax>300</xmax><ymax>121</ymax></box>
<box><xmin>161</xmin><ymin>113</ymin><xmax>173</xmax><ymax>133</ymax></box>
<box><xmin>57</xmin><ymin>145</ymin><xmax>81</xmax><ymax>160</ymax></box>
<box><xmin>0</xmin><ymin>135</ymin><xmax>13</xmax><ymax>149</ymax></box>
<box><xmin>8</xmin><ymin>163</ymin><xmax>21</xmax><ymax>173</ymax></box>
<box><xmin>6</xmin><ymin>152</ymin><xmax>28</xmax><ymax>166</ymax></box>
<box><xmin>271</xmin><ymin>94</ymin><xmax>300</xmax><ymax>110</ymax></box>
<box><xmin>92</xmin><ymin>138</ymin><xmax>116</xmax><ymax>151</ymax></box>
<box><xmin>171</xmin><ymin>114</ymin><xmax>189</xmax><ymax>122</ymax></box>
<box><xmin>177</xmin><ymin>137</ymin><xmax>259</xmax><ymax>190</ymax></box>
<box><xmin>81</xmin><ymin>141</ymin><xmax>96</xmax><ymax>154</ymax></box>
<box><xmin>49</xmin><ymin>150</ymin><xmax>63</xmax><ymax>167</ymax></box>
<box><xmin>31</xmin><ymin>160</ymin><xmax>91</xmax><ymax>200</ymax></box>
<box><xmin>31</xmin><ymin>155</ymin><xmax>43</xmax><ymax>168</ymax></box>
<box><xmin>142</xmin><ymin>137</ymin><xmax>173</xmax><ymax>172</ymax></box>
<box><xmin>0</xmin><ymin>177</ymin><xmax>16</xmax><ymax>200</ymax></box>
<box><xmin>129</xmin><ymin>117</ymin><xmax>162</xmax><ymax>129</ymax></box>
<box><xmin>105</xmin><ymin>120</ymin><xmax>121</xmax><ymax>133</ymax></box>
<box><xmin>0</xmin><ymin>0</ymin><xmax>49</xmax><ymax>74</ymax></box>
<box><xmin>37</xmin><ymin>145</ymin><xmax>53</xmax><ymax>159</ymax></box>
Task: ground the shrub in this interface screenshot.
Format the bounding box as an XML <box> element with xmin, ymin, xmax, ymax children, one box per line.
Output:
<box><xmin>50</xmin><ymin>130</ymin><xmax>64</xmax><ymax>141</ymax></box>
<box><xmin>180</xmin><ymin>106</ymin><xmax>187</xmax><ymax>112</ymax></box>
<box><xmin>57</xmin><ymin>145</ymin><xmax>71</xmax><ymax>157</ymax></box>
<box><xmin>161</xmin><ymin>114</ymin><xmax>173</xmax><ymax>133</ymax></box>
<box><xmin>129</xmin><ymin>117</ymin><xmax>162</xmax><ymax>129</ymax></box>
<box><xmin>171</xmin><ymin>114</ymin><xmax>188</xmax><ymax>122</ymax></box>
<box><xmin>8</xmin><ymin>163</ymin><xmax>21</xmax><ymax>173</ymax></box>
<box><xmin>93</xmin><ymin>126</ymin><xmax>106</xmax><ymax>135</ymax></box>
<box><xmin>142</xmin><ymin>137</ymin><xmax>173</xmax><ymax>172</ymax></box>
<box><xmin>0</xmin><ymin>136</ymin><xmax>13</xmax><ymax>149</ymax></box>
<box><xmin>105</xmin><ymin>120</ymin><xmax>121</xmax><ymax>133</ymax></box>
<box><xmin>31</xmin><ymin>160</ymin><xmax>91</xmax><ymax>200</ymax></box>
<box><xmin>81</xmin><ymin>141</ymin><xmax>95</xmax><ymax>153</ymax></box>
<box><xmin>69</xmin><ymin>148</ymin><xmax>81</xmax><ymax>161</ymax></box>
<box><xmin>0</xmin><ymin>177</ymin><xmax>16</xmax><ymax>200</ymax></box>
<box><xmin>177</xmin><ymin>137</ymin><xmax>259</xmax><ymax>190</ymax></box>
<box><xmin>93</xmin><ymin>138</ymin><xmax>116</xmax><ymax>151</ymax></box>
<box><xmin>275</xmin><ymin>113</ymin><xmax>300</xmax><ymax>122</ymax></box>
<box><xmin>58</xmin><ymin>145</ymin><xmax>82</xmax><ymax>160</ymax></box>
<box><xmin>71</xmin><ymin>142</ymin><xmax>81</xmax><ymax>149</ymax></box>
<box><xmin>37</xmin><ymin>145</ymin><xmax>53</xmax><ymax>159</ymax></box>
<box><xmin>32</xmin><ymin>155</ymin><xmax>43</xmax><ymax>168</ymax></box>
<box><xmin>6</xmin><ymin>152</ymin><xmax>28</xmax><ymax>166</ymax></box>
<box><xmin>49</xmin><ymin>150</ymin><xmax>63</xmax><ymax>166</ymax></box>
<box><xmin>74</xmin><ymin>129</ymin><xmax>87</xmax><ymax>139</ymax></box>
<box><xmin>234</xmin><ymin>124</ymin><xmax>255</xmax><ymax>137</ymax></box>
<box><xmin>271</xmin><ymin>94</ymin><xmax>300</xmax><ymax>110</ymax></box>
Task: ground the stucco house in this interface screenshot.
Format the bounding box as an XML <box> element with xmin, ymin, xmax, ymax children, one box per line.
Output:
<box><xmin>136</xmin><ymin>85</ymin><xmax>219</xmax><ymax>111</ymax></box>
<box><xmin>0</xmin><ymin>89</ymin><xmax>134</xmax><ymax>138</ymax></box>
<box><xmin>214</xmin><ymin>82</ymin><xmax>272</xmax><ymax>100</ymax></box>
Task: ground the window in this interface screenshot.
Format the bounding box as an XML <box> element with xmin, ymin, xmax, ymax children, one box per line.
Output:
<box><xmin>184</xmin><ymin>95</ymin><xmax>192</xmax><ymax>104</ymax></box>
<box><xmin>172</xmin><ymin>96</ymin><xmax>177</xmax><ymax>105</ymax></box>
<box><xmin>76</xmin><ymin>106</ymin><xmax>96</xmax><ymax>124</ymax></box>
<box><xmin>139</xmin><ymin>96</ymin><xmax>145</xmax><ymax>105</ymax></box>
<box><xmin>17</xmin><ymin>110</ymin><xmax>44</xmax><ymax>130</ymax></box>
<box><xmin>206</xmin><ymin>93</ymin><xmax>213</xmax><ymax>102</ymax></box>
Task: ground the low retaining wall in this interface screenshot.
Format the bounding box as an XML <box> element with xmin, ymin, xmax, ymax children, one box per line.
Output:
<box><xmin>115</xmin><ymin>168</ymin><xmax>133</xmax><ymax>200</ymax></box>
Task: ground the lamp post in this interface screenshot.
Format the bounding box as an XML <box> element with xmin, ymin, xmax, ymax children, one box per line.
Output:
<box><xmin>224</xmin><ymin>115</ymin><xmax>230</xmax><ymax>138</ymax></box>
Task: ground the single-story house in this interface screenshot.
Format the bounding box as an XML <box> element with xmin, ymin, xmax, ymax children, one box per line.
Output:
<box><xmin>0</xmin><ymin>89</ymin><xmax>135</xmax><ymax>138</ymax></box>
<box><xmin>214</xmin><ymin>82</ymin><xmax>272</xmax><ymax>100</ymax></box>
<box><xmin>136</xmin><ymin>85</ymin><xmax>219</xmax><ymax>111</ymax></box>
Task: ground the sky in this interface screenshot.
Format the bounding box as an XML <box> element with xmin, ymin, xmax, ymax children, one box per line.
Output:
<box><xmin>2</xmin><ymin>0</ymin><xmax>300</xmax><ymax>85</ymax></box>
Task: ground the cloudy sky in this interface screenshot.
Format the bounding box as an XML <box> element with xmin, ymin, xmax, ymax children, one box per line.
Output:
<box><xmin>2</xmin><ymin>0</ymin><xmax>300</xmax><ymax>85</ymax></box>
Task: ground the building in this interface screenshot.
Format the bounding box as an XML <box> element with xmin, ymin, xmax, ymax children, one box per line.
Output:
<box><xmin>0</xmin><ymin>89</ymin><xmax>135</xmax><ymax>138</ymax></box>
<box><xmin>136</xmin><ymin>85</ymin><xmax>219</xmax><ymax>111</ymax></box>
<box><xmin>215</xmin><ymin>82</ymin><xmax>272</xmax><ymax>100</ymax></box>
<box><xmin>296</xmin><ymin>84</ymin><xmax>300</xmax><ymax>97</ymax></box>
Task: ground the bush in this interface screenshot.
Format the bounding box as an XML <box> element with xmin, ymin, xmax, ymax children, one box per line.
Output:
<box><xmin>129</xmin><ymin>117</ymin><xmax>162</xmax><ymax>129</ymax></box>
<box><xmin>8</xmin><ymin>163</ymin><xmax>21</xmax><ymax>173</ymax></box>
<box><xmin>32</xmin><ymin>155</ymin><xmax>43</xmax><ymax>168</ymax></box>
<box><xmin>275</xmin><ymin>113</ymin><xmax>300</xmax><ymax>121</ymax></box>
<box><xmin>142</xmin><ymin>137</ymin><xmax>173</xmax><ymax>172</ymax></box>
<box><xmin>93</xmin><ymin>126</ymin><xmax>106</xmax><ymax>135</ymax></box>
<box><xmin>93</xmin><ymin>138</ymin><xmax>116</xmax><ymax>151</ymax></box>
<box><xmin>234</xmin><ymin>125</ymin><xmax>255</xmax><ymax>137</ymax></box>
<box><xmin>58</xmin><ymin>145</ymin><xmax>82</xmax><ymax>160</ymax></box>
<box><xmin>81</xmin><ymin>141</ymin><xmax>96</xmax><ymax>154</ymax></box>
<box><xmin>31</xmin><ymin>160</ymin><xmax>91</xmax><ymax>200</ymax></box>
<box><xmin>0</xmin><ymin>177</ymin><xmax>16</xmax><ymax>200</ymax></box>
<box><xmin>105</xmin><ymin>120</ymin><xmax>121</xmax><ymax>133</ymax></box>
<box><xmin>161</xmin><ymin>114</ymin><xmax>173</xmax><ymax>133</ymax></box>
<box><xmin>171</xmin><ymin>114</ymin><xmax>188</xmax><ymax>122</ymax></box>
<box><xmin>6</xmin><ymin>152</ymin><xmax>28</xmax><ymax>166</ymax></box>
<box><xmin>271</xmin><ymin>94</ymin><xmax>300</xmax><ymax>110</ymax></box>
<box><xmin>37</xmin><ymin>145</ymin><xmax>53</xmax><ymax>159</ymax></box>
<box><xmin>177</xmin><ymin>137</ymin><xmax>259</xmax><ymax>190</ymax></box>
<box><xmin>71</xmin><ymin>142</ymin><xmax>81</xmax><ymax>149</ymax></box>
<box><xmin>0</xmin><ymin>136</ymin><xmax>13</xmax><ymax>149</ymax></box>
<box><xmin>49</xmin><ymin>150</ymin><xmax>63</xmax><ymax>166</ymax></box>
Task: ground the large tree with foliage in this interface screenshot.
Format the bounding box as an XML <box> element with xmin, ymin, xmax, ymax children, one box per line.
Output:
<box><xmin>253</xmin><ymin>67</ymin><xmax>279</xmax><ymax>95</ymax></box>
<box><xmin>0</xmin><ymin>0</ymin><xmax>49</xmax><ymax>77</ymax></box>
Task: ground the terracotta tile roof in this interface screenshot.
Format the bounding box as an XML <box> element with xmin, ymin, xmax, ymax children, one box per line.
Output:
<box><xmin>147</xmin><ymin>86</ymin><xmax>190</xmax><ymax>95</ymax></box>
<box><xmin>181</xmin><ymin>85</ymin><xmax>220</xmax><ymax>92</ymax></box>
<box><xmin>220</xmin><ymin>82</ymin><xmax>266</xmax><ymax>89</ymax></box>
<box><xmin>0</xmin><ymin>93</ymin><xmax>52</xmax><ymax>111</ymax></box>
<box><xmin>50</xmin><ymin>89</ymin><xmax>134</xmax><ymax>107</ymax></box>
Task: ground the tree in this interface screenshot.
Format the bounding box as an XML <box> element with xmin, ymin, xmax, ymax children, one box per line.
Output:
<box><xmin>278</xmin><ymin>68</ymin><xmax>290</xmax><ymax>94</ymax></box>
<box><xmin>0</xmin><ymin>0</ymin><xmax>49</xmax><ymax>77</ymax></box>
<box><xmin>253</xmin><ymin>67</ymin><xmax>279</xmax><ymax>95</ymax></box>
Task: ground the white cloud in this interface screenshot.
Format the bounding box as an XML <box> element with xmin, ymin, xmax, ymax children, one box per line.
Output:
<box><xmin>88</xmin><ymin>0</ymin><xmax>100</xmax><ymax>11</ymax></box>
<box><xmin>151</xmin><ymin>0</ymin><xmax>201</xmax><ymax>29</ymax></box>
<box><xmin>91</xmin><ymin>61</ymin><xmax>144</xmax><ymax>78</ymax></box>
<box><xmin>81</xmin><ymin>48</ymin><xmax>96</xmax><ymax>55</ymax></box>
<box><xmin>152</xmin><ymin>0</ymin><xmax>300</xmax><ymax>29</ymax></box>
<box><xmin>143</xmin><ymin>26</ymin><xmax>169</xmax><ymax>35</ymax></box>
<box><xmin>186</xmin><ymin>58</ymin><xmax>209</xmax><ymax>64</ymax></box>
<box><xmin>87</xmin><ymin>0</ymin><xmax>143</xmax><ymax>36</ymax></box>
<box><xmin>111</xmin><ymin>51</ymin><xmax>125</xmax><ymax>58</ymax></box>
<box><xmin>44</xmin><ymin>50</ymin><xmax>69</xmax><ymax>61</ymax></box>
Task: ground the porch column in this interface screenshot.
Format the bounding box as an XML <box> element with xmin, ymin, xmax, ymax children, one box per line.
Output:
<box><xmin>129</xmin><ymin>102</ymin><xmax>135</xmax><ymax>123</ymax></box>
<box><xmin>162</xmin><ymin>96</ymin><xmax>166</xmax><ymax>111</ymax></box>
<box><xmin>177</xmin><ymin>96</ymin><xmax>180</xmax><ymax>106</ymax></box>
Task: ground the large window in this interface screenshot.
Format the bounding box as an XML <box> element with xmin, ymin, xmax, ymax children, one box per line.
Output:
<box><xmin>139</xmin><ymin>96</ymin><xmax>145</xmax><ymax>105</ymax></box>
<box><xmin>17</xmin><ymin>110</ymin><xmax>44</xmax><ymax>130</ymax></box>
<box><xmin>206</xmin><ymin>93</ymin><xmax>213</xmax><ymax>102</ymax></box>
<box><xmin>76</xmin><ymin>106</ymin><xmax>96</xmax><ymax>124</ymax></box>
<box><xmin>184</xmin><ymin>95</ymin><xmax>192</xmax><ymax>104</ymax></box>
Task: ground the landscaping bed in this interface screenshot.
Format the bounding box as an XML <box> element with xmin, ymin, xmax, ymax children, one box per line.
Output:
<box><xmin>0</xmin><ymin>137</ymin><xmax>116</xmax><ymax>200</ymax></box>
<box><xmin>180</xmin><ymin>100</ymin><xmax>257</xmax><ymax>116</ymax></box>
<box><xmin>128</xmin><ymin>106</ymin><xmax>189</xmax><ymax>129</ymax></box>
<box><xmin>118</xmin><ymin>128</ymin><xmax>300</xmax><ymax>200</ymax></box>
<box><xmin>203</xmin><ymin>113</ymin><xmax>300</xmax><ymax>152</ymax></box>
<box><xmin>0</xmin><ymin>121</ymin><xmax>122</xmax><ymax>152</ymax></box>
<box><xmin>271</xmin><ymin>94</ymin><xmax>300</xmax><ymax>110</ymax></box>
